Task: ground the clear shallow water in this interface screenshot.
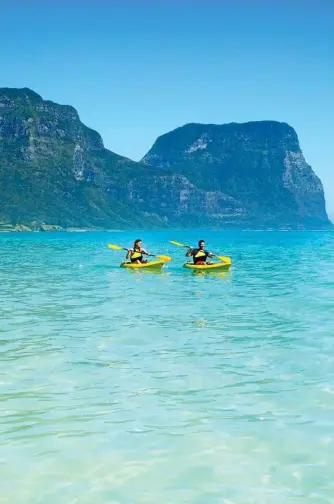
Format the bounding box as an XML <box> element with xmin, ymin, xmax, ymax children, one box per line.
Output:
<box><xmin>1</xmin><ymin>230</ymin><xmax>334</xmax><ymax>504</ymax></box>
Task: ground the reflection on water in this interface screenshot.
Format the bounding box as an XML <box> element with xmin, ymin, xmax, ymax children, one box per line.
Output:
<box><xmin>123</xmin><ymin>267</ymin><xmax>168</xmax><ymax>276</ymax></box>
<box><xmin>190</xmin><ymin>270</ymin><xmax>231</xmax><ymax>278</ymax></box>
<box><xmin>1</xmin><ymin>230</ymin><xmax>334</xmax><ymax>503</ymax></box>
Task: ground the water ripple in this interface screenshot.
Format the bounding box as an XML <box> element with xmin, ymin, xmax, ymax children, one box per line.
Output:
<box><xmin>1</xmin><ymin>231</ymin><xmax>334</xmax><ymax>503</ymax></box>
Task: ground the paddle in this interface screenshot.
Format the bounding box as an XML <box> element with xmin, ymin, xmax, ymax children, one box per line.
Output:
<box><xmin>107</xmin><ymin>244</ymin><xmax>171</xmax><ymax>262</ymax></box>
<box><xmin>170</xmin><ymin>240</ymin><xmax>231</xmax><ymax>264</ymax></box>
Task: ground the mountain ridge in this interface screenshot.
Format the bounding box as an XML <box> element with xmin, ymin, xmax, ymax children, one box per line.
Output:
<box><xmin>141</xmin><ymin>120</ymin><xmax>330</xmax><ymax>229</ymax></box>
<box><xmin>0</xmin><ymin>87</ymin><xmax>332</xmax><ymax>231</ymax></box>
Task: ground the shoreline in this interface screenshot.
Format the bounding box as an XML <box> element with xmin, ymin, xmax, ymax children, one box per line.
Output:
<box><xmin>0</xmin><ymin>227</ymin><xmax>333</xmax><ymax>233</ymax></box>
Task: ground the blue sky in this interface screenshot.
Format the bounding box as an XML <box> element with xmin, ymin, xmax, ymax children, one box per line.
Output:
<box><xmin>1</xmin><ymin>0</ymin><xmax>333</xmax><ymax>211</ymax></box>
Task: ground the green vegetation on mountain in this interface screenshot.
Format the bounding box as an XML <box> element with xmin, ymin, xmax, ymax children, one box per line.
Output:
<box><xmin>0</xmin><ymin>88</ymin><xmax>331</xmax><ymax>230</ymax></box>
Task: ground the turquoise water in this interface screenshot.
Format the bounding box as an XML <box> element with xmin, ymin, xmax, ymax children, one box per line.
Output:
<box><xmin>1</xmin><ymin>230</ymin><xmax>334</xmax><ymax>503</ymax></box>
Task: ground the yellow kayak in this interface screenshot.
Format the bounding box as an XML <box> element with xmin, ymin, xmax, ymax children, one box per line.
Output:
<box><xmin>120</xmin><ymin>260</ymin><xmax>165</xmax><ymax>269</ymax></box>
<box><xmin>183</xmin><ymin>259</ymin><xmax>232</xmax><ymax>271</ymax></box>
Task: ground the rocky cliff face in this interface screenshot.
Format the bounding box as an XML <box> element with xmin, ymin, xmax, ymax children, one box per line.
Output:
<box><xmin>141</xmin><ymin>122</ymin><xmax>330</xmax><ymax>229</ymax></box>
<box><xmin>0</xmin><ymin>88</ymin><xmax>331</xmax><ymax>230</ymax></box>
<box><xmin>0</xmin><ymin>87</ymin><xmax>163</xmax><ymax>229</ymax></box>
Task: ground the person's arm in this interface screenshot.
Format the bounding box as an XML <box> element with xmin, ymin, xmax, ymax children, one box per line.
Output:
<box><xmin>185</xmin><ymin>247</ymin><xmax>193</xmax><ymax>257</ymax></box>
<box><xmin>126</xmin><ymin>248</ymin><xmax>132</xmax><ymax>259</ymax></box>
<box><xmin>207</xmin><ymin>250</ymin><xmax>215</xmax><ymax>258</ymax></box>
<box><xmin>141</xmin><ymin>248</ymin><xmax>153</xmax><ymax>256</ymax></box>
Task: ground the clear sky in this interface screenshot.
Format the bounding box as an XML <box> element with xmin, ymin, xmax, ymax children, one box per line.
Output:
<box><xmin>1</xmin><ymin>0</ymin><xmax>333</xmax><ymax>211</ymax></box>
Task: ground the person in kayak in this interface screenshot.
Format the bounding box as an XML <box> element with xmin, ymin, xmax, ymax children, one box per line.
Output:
<box><xmin>186</xmin><ymin>240</ymin><xmax>215</xmax><ymax>265</ymax></box>
<box><xmin>126</xmin><ymin>239</ymin><xmax>153</xmax><ymax>264</ymax></box>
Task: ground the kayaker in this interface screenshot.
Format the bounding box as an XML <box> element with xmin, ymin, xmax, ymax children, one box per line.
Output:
<box><xmin>186</xmin><ymin>240</ymin><xmax>215</xmax><ymax>265</ymax></box>
<box><xmin>126</xmin><ymin>239</ymin><xmax>153</xmax><ymax>264</ymax></box>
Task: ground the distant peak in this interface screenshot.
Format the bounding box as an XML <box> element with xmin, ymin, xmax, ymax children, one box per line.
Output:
<box><xmin>0</xmin><ymin>87</ymin><xmax>43</xmax><ymax>101</ymax></box>
<box><xmin>176</xmin><ymin>120</ymin><xmax>294</xmax><ymax>132</ymax></box>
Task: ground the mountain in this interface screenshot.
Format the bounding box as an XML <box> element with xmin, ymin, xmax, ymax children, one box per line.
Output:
<box><xmin>0</xmin><ymin>87</ymin><xmax>331</xmax><ymax>230</ymax></box>
<box><xmin>0</xmin><ymin>87</ymin><xmax>164</xmax><ymax>231</ymax></box>
<box><xmin>142</xmin><ymin>122</ymin><xmax>331</xmax><ymax>229</ymax></box>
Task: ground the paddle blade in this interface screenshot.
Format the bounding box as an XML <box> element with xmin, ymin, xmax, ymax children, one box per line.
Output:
<box><xmin>170</xmin><ymin>240</ymin><xmax>186</xmax><ymax>247</ymax></box>
<box><xmin>156</xmin><ymin>255</ymin><xmax>172</xmax><ymax>262</ymax></box>
<box><xmin>108</xmin><ymin>244</ymin><xmax>123</xmax><ymax>251</ymax></box>
<box><xmin>216</xmin><ymin>255</ymin><xmax>232</xmax><ymax>265</ymax></box>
